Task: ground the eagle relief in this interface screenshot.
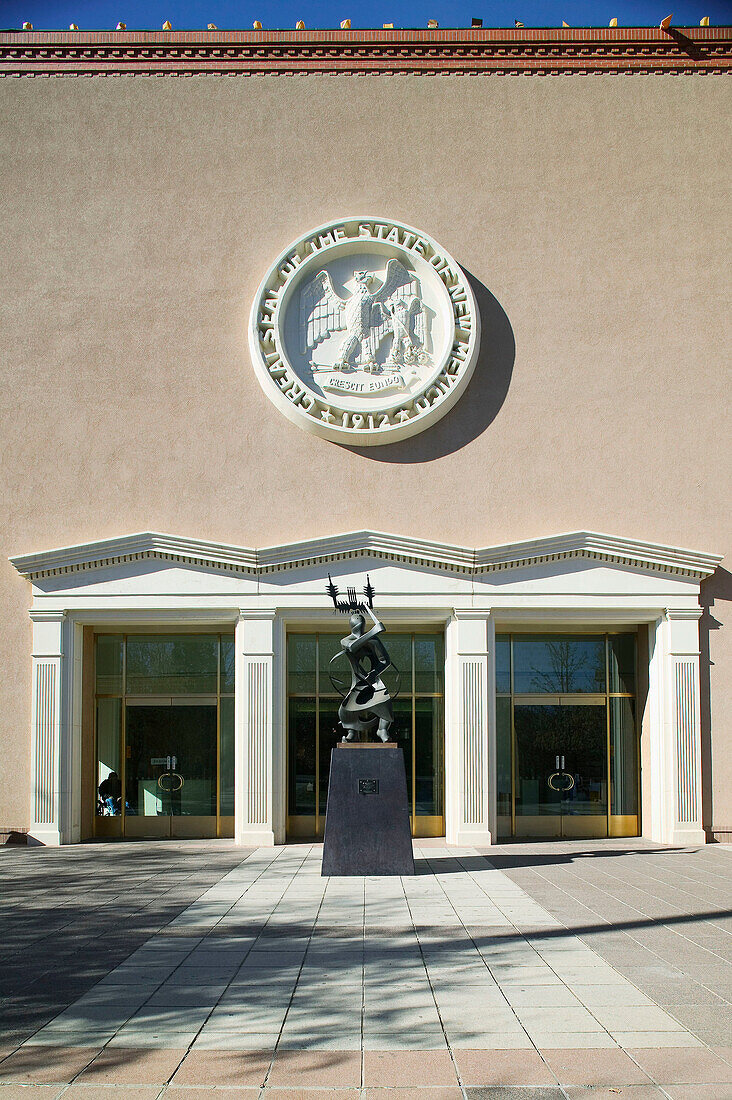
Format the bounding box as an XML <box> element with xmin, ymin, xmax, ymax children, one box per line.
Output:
<box><xmin>300</xmin><ymin>260</ymin><xmax>431</xmax><ymax>397</ymax></box>
<box><xmin>249</xmin><ymin>216</ymin><xmax>480</xmax><ymax>446</ymax></box>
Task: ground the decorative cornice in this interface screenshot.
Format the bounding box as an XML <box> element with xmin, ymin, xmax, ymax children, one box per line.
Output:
<box><xmin>0</xmin><ymin>27</ymin><xmax>729</xmax><ymax>77</ymax></box>
<box><xmin>9</xmin><ymin>530</ymin><xmax>722</xmax><ymax>582</ymax></box>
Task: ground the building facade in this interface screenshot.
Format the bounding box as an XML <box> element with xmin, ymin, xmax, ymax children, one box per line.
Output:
<box><xmin>1</xmin><ymin>24</ymin><xmax>730</xmax><ymax>847</ymax></box>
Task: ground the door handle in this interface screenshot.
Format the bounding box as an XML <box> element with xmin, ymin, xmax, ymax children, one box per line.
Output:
<box><xmin>158</xmin><ymin>772</ymin><xmax>183</xmax><ymax>792</ymax></box>
<box><xmin>561</xmin><ymin>755</ymin><xmax>565</xmax><ymax>770</ymax></box>
<box><xmin>555</xmin><ymin>756</ymin><xmax>560</xmax><ymax>769</ymax></box>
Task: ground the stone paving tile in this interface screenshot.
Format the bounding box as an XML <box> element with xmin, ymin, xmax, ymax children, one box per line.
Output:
<box><xmin>539</xmin><ymin>1047</ymin><xmax>655</xmax><ymax>1085</ymax></box>
<box><xmin>170</xmin><ymin>1048</ymin><xmax>273</xmax><ymax>1086</ymax></box>
<box><xmin>453</xmin><ymin>1048</ymin><xmax>557</xmax><ymax>1086</ymax></box>
<box><xmin>0</xmin><ymin>1047</ymin><xmax>100</xmax><ymax>1083</ymax></box>
<box><xmin>363</xmin><ymin>1050</ymin><xmax>458</xmax><ymax>1086</ymax></box>
<box><xmin>267</xmin><ymin>1050</ymin><xmax>362</xmax><ymax>1086</ymax></box>
<box><xmin>630</xmin><ymin>1047</ymin><xmax>732</xmax><ymax>1083</ymax></box>
<box><xmin>74</xmin><ymin>1045</ymin><xmax>187</xmax><ymax>1084</ymax></box>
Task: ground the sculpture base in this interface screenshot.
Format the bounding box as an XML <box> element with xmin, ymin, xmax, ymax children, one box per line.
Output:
<box><xmin>321</xmin><ymin>744</ymin><xmax>415</xmax><ymax>877</ymax></box>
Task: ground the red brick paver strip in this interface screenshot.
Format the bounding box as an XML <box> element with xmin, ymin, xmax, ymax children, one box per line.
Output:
<box><xmin>165</xmin><ymin>1090</ymin><xmax>260</xmax><ymax>1100</ymax></box>
<box><xmin>454</xmin><ymin>1048</ymin><xmax>557</xmax><ymax>1086</ymax></box>
<box><xmin>0</xmin><ymin>1047</ymin><xmax>99</xmax><ymax>1084</ymax></box>
<box><xmin>628</xmin><ymin>1048</ymin><xmax>732</xmax><ymax>1084</ymax></box>
<box><xmin>663</xmin><ymin>1087</ymin><xmax>732</xmax><ymax>1099</ymax></box>
<box><xmin>170</xmin><ymin>1048</ymin><xmax>272</xmax><ymax>1086</ymax></box>
<box><xmin>363</xmin><ymin>1090</ymin><xmax>464</xmax><ymax>1100</ymax></box>
<box><xmin>540</xmin><ymin>1046</ymin><xmax>655</xmax><ymax>1085</ymax></box>
<box><xmin>267</xmin><ymin>1050</ymin><xmax>362</xmax><ymax>1086</ymax></box>
<box><xmin>563</xmin><ymin>1088</ymin><xmax>667</xmax><ymax>1099</ymax></box>
<box><xmin>263</xmin><ymin>1091</ymin><xmax>361</xmax><ymax>1099</ymax></box>
<box><xmin>363</xmin><ymin>1050</ymin><xmax>459</xmax><ymax>1086</ymax></box>
<box><xmin>75</xmin><ymin>1046</ymin><xmax>188</xmax><ymax>1084</ymax></box>
<box><xmin>0</xmin><ymin>1087</ymin><xmax>66</xmax><ymax>1100</ymax></box>
<box><xmin>60</xmin><ymin>1087</ymin><xmax>162</xmax><ymax>1099</ymax></box>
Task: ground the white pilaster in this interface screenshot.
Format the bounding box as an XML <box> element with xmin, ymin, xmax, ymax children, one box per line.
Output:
<box><xmin>235</xmin><ymin>610</ymin><xmax>277</xmax><ymax>847</ymax></box>
<box><xmin>447</xmin><ymin>610</ymin><xmax>493</xmax><ymax>847</ymax></box>
<box><xmin>667</xmin><ymin>609</ymin><xmax>705</xmax><ymax>846</ymax></box>
<box><xmin>647</xmin><ymin>609</ymin><xmax>705</xmax><ymax>846</ymax></box>
<box><xmin>29</xmin><ymin>612</ymin><xmax>66</xmax><ymax>846</ymax></box>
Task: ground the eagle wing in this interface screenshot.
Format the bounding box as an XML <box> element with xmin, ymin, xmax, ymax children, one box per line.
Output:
<box><xmin>300</xmin><ymin>270</ymin><xmax>346</xmax><ymax>354</ymax></box>
<box><xmin>370</xmin><ymin>258</ymin><xmax>413</xmax><ymax>304</ymax></box>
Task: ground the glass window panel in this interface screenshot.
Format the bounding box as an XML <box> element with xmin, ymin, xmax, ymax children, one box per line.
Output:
<box><xmin>415</xmin><ymin>697</ymin><xmax>443</xmax><ymax>816</ymax></box>
<box><xmin>125</xmin><ymin>635</ymin><xmax>218</xmax><ymax>695</ymax></box>
<box><xmin>513</xmin><ymin>635</ymin><xmax>606</xmax><ymax>694</ymax></box>
<box><xmin>496</xmin><ymin>635</ymin><xmax>511</xmax><ymax>694</ymax></box>
<box><xmin>393</xmin><ymin>696</ymin><xmax>413</xmax><ymax>810</ymax></box>
<box><xmin>496</xmin><ymin>696</ymin><xmax>512</xmax><ymax>817</ymax></box>
<box><xmin>219</xmin><ymin>696</ymin><xmax>234</xmax><ymax>816</ymax></box>
<box><xmin>609</xmin><ymin>634</ymin><xmax>636</xmax><ymax>695</ymax></box>
<box><xmin>318</xmin><ymin>634</ymin><xmax>346</xmax><ymax>695</ymax></box>
<box><xmin>96</xmin><ymin>635</ymin><xmax>123</xmax><ymax>694</ymax></box>
<box><xmin>288</xmin><ymin>635</ymin><xmax>316</xmax><ymax>695</ymax></box>
<box><xmin>288</xmin><ymin>697</ymin><xmax>316</xmax><ymax>815</ymax></box>
<box><xmin>414</xmin><ymin>634</ymin><xmax>444</xmax><ymax>694</ymax></box>
<box><xmin>610</xmin><ymin>696</ymin><xmax>637</xmax><ymax>816</ymax></box>
<box><xmin>96</xmin><ymin>698</ymin><xmax>121</xmax><ymax>816</ymax></box>
<box><xmin>220</xmin><ymin>635</ymin><xmax>235</xmax><ymax>694</ymax></box>
<box><xmin>384</xmin><ymin>634</ymin><xmax>412</xmax><ymax>690</ymax></box>
<box><xmin>318</xmin><ymin>702</ymin><xmax>343</xmax><ymax>814</ymax></box>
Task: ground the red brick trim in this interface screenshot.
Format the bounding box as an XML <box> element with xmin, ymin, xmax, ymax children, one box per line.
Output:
<box><xmin>0</xmin><ymin>27</ymin><xmax>729</xmax><ymax>77</ymax></box>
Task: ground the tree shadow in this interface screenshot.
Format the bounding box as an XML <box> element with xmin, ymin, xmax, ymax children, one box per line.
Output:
<box><xmin>342</xmin><ymin>268</ymin><xmax>515</xmax><ymax>463</ymax></box>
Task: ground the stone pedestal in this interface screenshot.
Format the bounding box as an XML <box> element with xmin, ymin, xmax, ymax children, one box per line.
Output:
<box><xmin>322</xmin><ymin>743</ymin><xmax>415</xmax><ymax>876</ymax></box>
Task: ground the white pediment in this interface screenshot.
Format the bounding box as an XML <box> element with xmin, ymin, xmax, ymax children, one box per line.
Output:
<box><xmin>10</xmin><ymin>529</ymin><xmax>721</xmax><ymax>590</ymax></box>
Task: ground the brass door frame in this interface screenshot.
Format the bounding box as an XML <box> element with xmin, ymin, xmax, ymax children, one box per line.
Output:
<box><xmin>502</xmin><ymin>632</ymin><xmax>639</xmax><ymax>840</ymax></box>
<box><xmin>92</xmin><ymin>632</ymin><xmax>234</xmax><ymax>840</ymax></box>
<box><xmin>286</xmin><ymin>630</ymin><xmax>445</xmax><ymax>840</ymax></box>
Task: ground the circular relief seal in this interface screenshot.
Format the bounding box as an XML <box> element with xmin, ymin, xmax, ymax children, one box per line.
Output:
<box><xmin>249</xmin><ymin>216</ymin><xmax>480</xmax><ymax>446</ymax></box>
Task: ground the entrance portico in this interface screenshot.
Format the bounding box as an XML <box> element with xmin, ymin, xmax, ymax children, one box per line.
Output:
<box><xmin>11</xmin><ymin>529</ymin><xmax>719</xmax><ymax>849</ymax></box>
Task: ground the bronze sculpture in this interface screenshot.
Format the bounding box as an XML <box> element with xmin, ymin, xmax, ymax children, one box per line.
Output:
<box><xmin>326</xmin><ymin>575</ymin><xmax>398</xmax><ymax>742</ymax></box>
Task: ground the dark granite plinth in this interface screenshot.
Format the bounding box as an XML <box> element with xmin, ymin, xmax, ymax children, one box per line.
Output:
<box><xmin>322</xmin><ymin>744</ymin><xmax>415</xmax><ymax>877</ymax></box>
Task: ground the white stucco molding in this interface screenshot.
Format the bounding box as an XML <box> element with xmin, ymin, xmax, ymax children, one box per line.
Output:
<box><xmin>9</xmin><ymin>529</ymin><xmax>722</xmax><ymax>583</ymax></box>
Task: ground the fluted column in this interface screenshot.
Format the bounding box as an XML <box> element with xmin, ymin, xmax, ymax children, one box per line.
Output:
<box><xmin>29</xmin><ymin>611</ymin><xmax>66</xmax><ymax>846</ymax></box>
<box><xmin>235</xmin><ymin>610</ymin><xmax>277</xmax><ymax>847</ymax></box>
<box><xmin>446</xmin><ymin>610</ymin><xmax>494</xmax><ymax>847</ymax></box>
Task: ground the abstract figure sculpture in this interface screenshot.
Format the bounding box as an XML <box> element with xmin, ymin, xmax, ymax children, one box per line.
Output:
<box><xmin>326</xmin><ymin>575</ymin><xmax>398</xmax><ymax>742</ymax></box>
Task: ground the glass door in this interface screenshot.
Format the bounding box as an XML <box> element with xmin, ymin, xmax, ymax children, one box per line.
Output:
<box><xmin>93</xmin><ymin>633</ymin><xmax>235</xmax><ymax>840</ymax></box>
<box><xmin>514</xmin><ymin>702</ymin><xmax>608</xmax><ymax>838</ymax></box>
<box><xmin>495</xmin><ymin>633</ymin><xmax>640</xmax><ymax>840</ymax></box>
<box><xmin>124</xmin><ymin>703</ymin><xmax>217</xmax><ymax>838</ymax></box>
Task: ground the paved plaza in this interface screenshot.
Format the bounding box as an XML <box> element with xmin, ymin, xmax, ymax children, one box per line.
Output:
<box><xmin>0</xmin><ymin>840</ymin><xmax>731</xmax><ymax>1098</ymax></box>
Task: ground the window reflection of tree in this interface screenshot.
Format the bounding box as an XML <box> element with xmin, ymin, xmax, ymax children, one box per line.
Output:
<box><xmin>126</xmin><ymin>637</ymin><xmax>219</xmax><ymax>693</ymax></box>
<box><xmin>528</xmin><ymin>639</ymin><xmax>605</xmax><ymax>693</ymax></box>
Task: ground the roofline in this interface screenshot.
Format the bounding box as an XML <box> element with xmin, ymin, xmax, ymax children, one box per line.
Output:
<box><xmin>1</xmin><ymin>26</ymin><xmax>729</xmax><ymax>77</ymax></box>
<box><xmin>9</xmin><ymin>530</ymin><xmax>723</xmax><ymax>582</ymax></box>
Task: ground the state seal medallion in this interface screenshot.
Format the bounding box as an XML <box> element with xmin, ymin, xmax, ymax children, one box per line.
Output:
<box><xmin>249</xmin><ymin>216</ymin><xmax>480</xmax><ymax>445</ymax></box>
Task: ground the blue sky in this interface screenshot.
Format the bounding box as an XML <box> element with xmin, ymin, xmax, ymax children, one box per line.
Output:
<box><xmin>2</xmin><ymin>0</ymin><xmax>730</xmax><ymax>29</ymax></box>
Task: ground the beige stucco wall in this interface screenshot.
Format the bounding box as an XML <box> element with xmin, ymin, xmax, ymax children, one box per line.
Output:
<box><xmin>0</xmin><ymin>73</ymin><xmax>729</xmax><ymax>832</ymax></box>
